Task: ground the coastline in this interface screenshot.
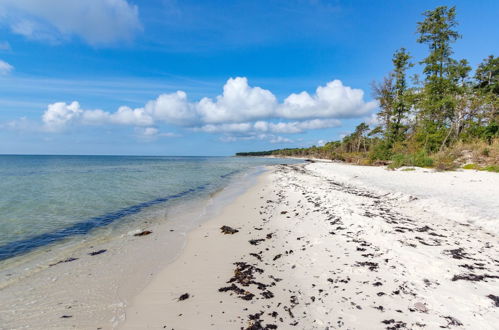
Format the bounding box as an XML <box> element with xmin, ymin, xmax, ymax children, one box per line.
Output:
<box><xmin>122</xmin><ymin>162</ymin><xmax>498</xmax><ymax>329</ymax></box>
<box><xmin>0</xmin><ymin>166</ymin><xmax>271</xmax><ymax>329</ymax></box>
<box><xmin>2</xmin><ymin>161</ymin><xmax>498</xmax><ymax>329</ymax></box>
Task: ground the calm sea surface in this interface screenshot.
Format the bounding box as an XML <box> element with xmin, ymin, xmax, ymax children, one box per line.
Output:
<box><xmin>0</xmin><ymin>155</ymin><xmax>299</xmax><ymax>261</ymax></box>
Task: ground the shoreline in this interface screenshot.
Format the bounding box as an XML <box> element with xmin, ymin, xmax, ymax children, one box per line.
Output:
<box><xmin>122</xmin><ymin>162</ymin><xmax>499</xmax><ymax>329</ymax></box>
<box><xmin>0</xmin><ymin>166</ymin><xmax>270</xmax><ymax>329</ymax></box>
<box><xmin>2</xmin><ymin>161</ymin><xmax>498</xmax><ymax>329</ymax></box>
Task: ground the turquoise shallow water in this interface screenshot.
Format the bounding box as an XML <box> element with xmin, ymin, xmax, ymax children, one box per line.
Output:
<box><xmin>0</xmin><ymin>155</ymin><xmax>300</xmax><ymax>261</ymax></box>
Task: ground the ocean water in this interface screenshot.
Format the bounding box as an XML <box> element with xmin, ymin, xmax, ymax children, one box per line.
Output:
<box><xmin>0</xmin><ymin>155</ymin><xmax>299</xmax><ymax>262</ymax></box>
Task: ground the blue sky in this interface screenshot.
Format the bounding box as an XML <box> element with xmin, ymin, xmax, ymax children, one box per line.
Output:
<box><xmin>0</xmin><ymin>0</ymin><xmax>498</xmax><ymax>156</ymax></box>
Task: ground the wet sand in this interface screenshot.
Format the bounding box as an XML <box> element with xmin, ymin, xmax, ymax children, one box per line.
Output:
<box><xmin>121</xmin><ymin>162</ymin><xmax>499</xmax><ymax>329</ymax></box>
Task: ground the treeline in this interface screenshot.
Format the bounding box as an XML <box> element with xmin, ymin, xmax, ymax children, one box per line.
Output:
<box><xmin>237</xmin><ymin>6</ymin><xmax>498</xmax><ymax>171</ymax></box>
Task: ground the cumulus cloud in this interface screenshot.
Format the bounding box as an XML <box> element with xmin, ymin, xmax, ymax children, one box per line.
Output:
<box><xmin>42</xmin><ymin>102</ymin><xmax>153</xmax><ymax>131</ymax></box>
<box><xmin>42</xmin><ymin>101</ymin><xmax>83</xmax><ymax>132</ymax></box>
<box><xmin>277</xmin><ymin>80</ymin><xmax>377</xmax><ymax>119</ymax></box>
<box><xmin>0</xmin><ymin>0</ymin><xmax>141</xmax><ymax>45</ymax></box>
<box><xmin>196</xmin><ymin>77</ymin><xmax>277</xmax><ymax>124</ymax></box>
<box><xmin>35</xmin><ymin>77</ymin><xmax>376</xmax><ymax>143</ymax></box>
<box><xmin>0</xmin><ymin>59</ymin><xmax>13</xmax><ymax>75</ymax></box>
<box><xmin>137</xmin><ymin>77</ymin><xmax>374</xmax><ymax>127</ymax></box>
<box><xmin>144</xmin><ymin>91</ymin><xmax>197</xmax><ymax>126</ymax></box>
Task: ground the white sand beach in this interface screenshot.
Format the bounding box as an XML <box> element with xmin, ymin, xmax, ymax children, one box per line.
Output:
<box><xmin>121</xmin><ymin>162</ymin><xmax>499</xmax><ymax>329</ymax></box>
<box><xmin>1</xmin><ymin>161</ymin><xmax>497</xmax><ymax>329</ymax></box>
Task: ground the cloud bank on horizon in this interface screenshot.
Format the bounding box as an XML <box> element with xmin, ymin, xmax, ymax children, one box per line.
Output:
<box><xmin>39</xmin><ymin>77</ymin><xmax>377</xmax><ymax>142</ymax></box>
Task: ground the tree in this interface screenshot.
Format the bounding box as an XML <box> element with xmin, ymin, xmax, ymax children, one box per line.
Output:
<box><xmin>475</xmin><ymin>55</ymin><xmax>499</xmax><ymax>95</ymax></box>
<box><xmin>416</xmin><ymin>6</ymin><xmax>462</xmax><ymax>150</ymax></box>
<box><xmin>353</xmin><ymin>122</ymin><xmax>369</xmax><ymax>152</ymax></box>
<box><xmin>391</xmin><ymin>48</ymin><xmax>413</xmax><ymax>142</ymax></box>
<box><xmin>372</xmin><ymin>48</ymin><xmax>412</xmax><ymax>146</ymax></box>
<box><xmin>372</xmin><ymin>75</ymin><xmax>395</xmax><ymax>141</ymax></box>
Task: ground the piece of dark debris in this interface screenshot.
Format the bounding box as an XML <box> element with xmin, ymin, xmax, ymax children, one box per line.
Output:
<box><xmin>355</xmin><ymin>261</ymin><xmax>379</xmax><ymax>271</ymax></box>
<box><xmin>443</xmin><ymin>248</ymin><xmax>470</xmax><ymax>260</ymax></box>
<box><xmin>88</xmin><ymin>249</ymin><xmax>107</xmax><ymax>256</ymax></box>
<box><xmin>487</xmin><ymin>294</ymin><xmax>499</xmax><ymax>307</ymax></box>
<box><xmin>250</xmin><ymin>253</ymin><xmax>263</xmax><ymax>261</ymax></box>
<box><xmin>178</xmin><ymin>293</ymin><xmax>190</xmax><ymax>301</ymax></box>
<box><xmin>250</xmin><ymin>239</ymin><xmax>266</xmax><ymax>245</ymax></box>
<box><xmin>220</xmin><ymin>226</ymin><xmax>239</xmax><ymax>235</ymax></box>
<box><xmin>49</xmin><ymin>257</ymin><xmax>78</xmax><ymax>266</ymax></box>
<box><xmin>60</xmin><ymin>315</ymin><xmax>73</xmax><ymax>319</ymax></box>
<box><xmin>442</xmin><ymin>316</ymin><xmax>463</xmax><ymax>327</ymax></box>
<box><xmin>134</xmin><ymin>230</ymin><xmax>152</xmax><ymax>236</ymax></box>
<box><xmin>451</xmin><ymin>273</ymin><xmax>499</xmax><ymax>282</ymax></box>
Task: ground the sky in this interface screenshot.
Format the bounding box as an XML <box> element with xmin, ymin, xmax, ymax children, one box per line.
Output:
<box><xmin>0</xmin><ymin>0</ymin><xmax>498</xmax><ymax>156</ymax></box>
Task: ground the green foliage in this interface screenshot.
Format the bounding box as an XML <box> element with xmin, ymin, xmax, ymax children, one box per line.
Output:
<box><xmin>462</xmin><ymin>163</ymin><xmax>480</xmax><ymax>170</ymax></box>
<box><xmin>483</xmin><ymin>165</ymin><xmax>499</xmax><ymax>172</ymax></box>
<box><xmin>387</xmin><ymin>151</ymin><xmax>434</xmax><ymax>169</ymax></box>
<box><xmin>369</xmin><ymin>142</ymin><xmax>393</xmax><ymax>161</ymax></box>
<box><xmin>462</xmin><ymin>164</ymin><xmax>499</xmax><ymax>172</ymax></box>
<box><xmin>475</xmin><ymin>55</ymin><xmax>499</xmax><ymax>94</ymax></box>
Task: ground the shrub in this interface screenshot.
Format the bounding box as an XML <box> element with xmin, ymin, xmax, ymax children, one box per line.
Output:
<box><xmin>462</xmin><ymin>163</ymin><xmax>480</xmax><ymax>170</ymax></box>
<box><xmin>433</xmin><ymin>152</ymin><xmax>457</xmax><ymax>171</ymax></box>
<box><xmin>388</xmin><ymin>151</ymin><xmax>434</xmax><ymax>169</ymax></box>
<box><xmin>369</xmin><ymin>143</ymin><xmax>393</xmax><ymax>162</ymax></box>
<box><xmin>483</xmin><ymin>165</ymin><xmax>499</xmax><ymax>172</ymax></box>
<box><xmin>412</xmin><ymin>151</ymin><xmax>434</xmax><ymax>167</ymax></box>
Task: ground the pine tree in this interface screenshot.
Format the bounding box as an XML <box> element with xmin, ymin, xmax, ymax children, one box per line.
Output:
<box><xmin>391</xmin><ymin>48</ymin><xmax>413</xmax><ymax>142</ymax></box>
<box><xmin>416</xmin><ymin>6</ymin><xmax>461</xmax><ymax>151</ymax></box>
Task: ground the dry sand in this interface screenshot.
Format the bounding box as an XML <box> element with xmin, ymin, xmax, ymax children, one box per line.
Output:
<box><xmin>121</xmin><ymin>162</ymin><xmax>499</xmax><ymax>329</ymax></box>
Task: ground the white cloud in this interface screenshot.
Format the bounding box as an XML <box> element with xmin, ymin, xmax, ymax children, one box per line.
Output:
<box><xmin>144</xmin><ymin>91</ymin><xmax>197</xmax><ymax>126</ymax></box>
<box><xmin>42</xmin><ymin>101</ymin><xmax>82</xmax><ymax>132</ymax></box>
<box><xmin>0</xmin><ymin>59</ymin><xmax>13</xmax><ymax>75</ymax></box>
<box><xmin>269</xmin><ymin>136</ymin><xmax>293</xmax><ymax>144</ymax></box>
<box><xmin>268</xmin><ymin>118</ymin><xmax>340</xmax><ymax>133</ymax></box>
<box><xmin>33</xmin><ymin>77</ymin><xmax>374</xmax><ymax>142</ymax></box>
<box><xmin>363</xmin><ymin>113</ymin><xmax>381</xmax><ymax>127</ymax></box>
<box><xmin>134</xmin><ymin>127</ymin><xmax>178</xmax><ymax>140</ymax></box>
<box><xmin>278</xmin><ymin>80</ymin><xmax>377</xmax><ymax>119</ymax></box>
<box><xmin>142</xmin><ymin>127</ymin><xmax>158</xmax><ymax>136</ymax></box>
<box><xmin>136</xmin><ymin>77</ymin><xmax>374</xmax><ymax>126</ymax></box>
<box><xmin>219</xmin><ymin>133</ymin><xmax>293</xmax><ymax>144</ymax></box>
<box><xmin>42</xmin><ymin>101</ymin><xmax>153</xmax><ymax>131</ymax></box>
<box><xmin>195</xmin><ymin>77</ymin><xmax>277</xmax><ymax>124</ymax></box>
<box><xmin>109</xmin><ymin>106</ymin><xmax>153</xmax><ymax>126</ymax></box>
<box><xmin>197</xmin><ymin>118</ymin><xmax>340</xmax><ymax>135</ymax></box>
<box><xmin>0</xmin><ymin>0</ymin><xmax>141</xmax><ymax>45</ymax></box>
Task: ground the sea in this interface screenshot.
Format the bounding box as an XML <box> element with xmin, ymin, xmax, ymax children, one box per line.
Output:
<box><xmin>0</xmin><ymin>155</ymin><xmax>300</xmax><ymax>263</ymax></box>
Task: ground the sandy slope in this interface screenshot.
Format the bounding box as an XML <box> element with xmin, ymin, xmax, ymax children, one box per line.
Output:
<box><xmin>121</xmin><ymin>163</ymin><xmax>499</xmax><ymax>329</ymax></box>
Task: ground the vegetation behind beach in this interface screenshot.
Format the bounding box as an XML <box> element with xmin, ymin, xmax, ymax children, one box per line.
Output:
<box><xmin>237</xmin><ymin>6</ymin><xmax>498</xmax><ymax>171</ymax></box>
